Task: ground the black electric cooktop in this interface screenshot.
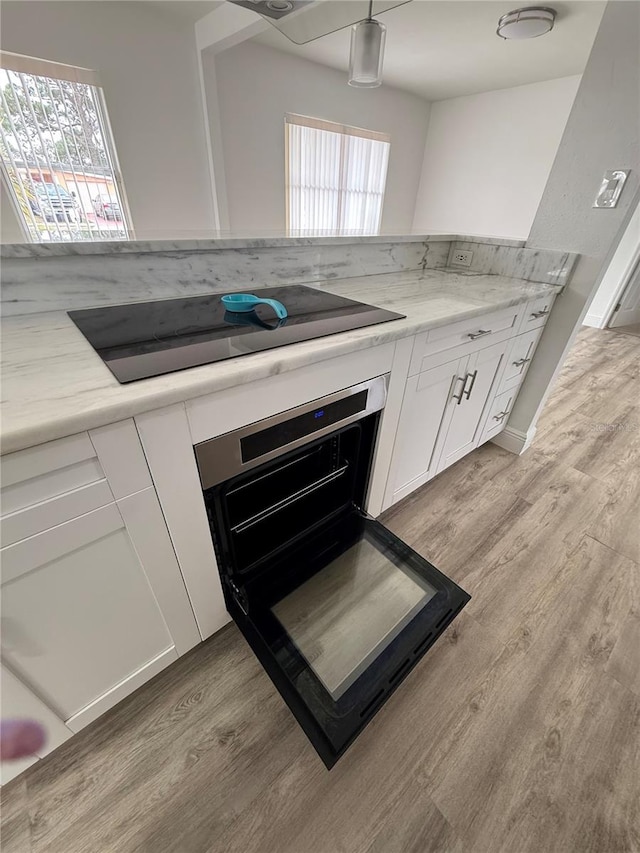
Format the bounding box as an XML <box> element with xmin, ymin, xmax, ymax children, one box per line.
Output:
<box><xmin>68</xmin><ymin>285</ymin><xmax>405</xmax><ymax>383</ymax></box>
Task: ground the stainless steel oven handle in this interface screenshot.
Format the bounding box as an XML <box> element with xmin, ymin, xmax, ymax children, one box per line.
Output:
<box><xmin>231</xmin><ymin>462</ymin><xmax>349</xmax><ymax>534</ymax></box>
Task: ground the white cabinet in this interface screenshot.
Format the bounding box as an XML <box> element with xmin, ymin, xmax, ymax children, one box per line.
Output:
<box><xmin>408</xmin><ymin>305</ymin><xmax>521</xmax><ymax>376</ymax></box>
<box><xmin>0</xmin><ymin>421</ymin><xmax>201</xmax><ymax>743</ymax></box>
<box><xmin>2</xmin><ymin>500</ymin><xmax>179</xmax><ymax>731</ymax></box>
<box><xmin>385</xmin><ymin>295</ymin><xmax>555</xmax><ymax>509</ymax></box>
<box><xmin>388</xmin><ymin>340</ymin><xmax>507</xmax><ymax>504</ymax></box>
<box><xmin>479</xmin><ymin>388</ymin><xmax>517</xmax><ymax>444</ymax></box>
<box><xmin>499</xmin><ymin>326</ymin><xmax>544</xmax><ymax>392</ymax></box>
<box><xmin>517</xmin><ymin>294</ymin><xmax>554</xmax><ymax>333</ymax></box>
<box><xmin>0</xmin><ymin>664</ymin><xmax>71</xmax><ymax>785</ymax></box>
<box><xmin>434</xmin><ymin>341</ymin><xmax>507</xmax><ymax>473</ymax></box>
<box><xmin>390</xmin><ymin>357</ymin><xmax>465</xmax><ymax>503</ymax></box>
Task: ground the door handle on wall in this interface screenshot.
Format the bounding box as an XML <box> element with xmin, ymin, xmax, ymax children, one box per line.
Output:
<box><xmin>463</xmin><ymin>370</ymin><xmax>478</xmax><ymax>400</ymax></box>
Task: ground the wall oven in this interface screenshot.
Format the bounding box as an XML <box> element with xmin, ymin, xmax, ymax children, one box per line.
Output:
<box><xmin>195</xmin><ymin>377</ymin><xmax>470</xmax><ymax>769</ymax></box>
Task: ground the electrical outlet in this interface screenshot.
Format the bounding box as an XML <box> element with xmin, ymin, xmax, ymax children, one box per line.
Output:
<box><xmin>451</xmin><ymin>249</ymin><xmax>473</xmax><ymax>267</ymax></box>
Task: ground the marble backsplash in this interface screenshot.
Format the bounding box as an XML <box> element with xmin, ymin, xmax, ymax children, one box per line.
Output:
<box><xmin>0</xmin><ymin>235</ymin><xmax>577</xmax><ymax>317</ymax></box>
<box><xmin>448</xmin><ymin>240</ymin><xmax>577</xmax><ymax>287</ymax></box>
<box><xmin>1</xmin><ymin>239</ymin><xmax>449</xmax><ymax>316</ymax></box>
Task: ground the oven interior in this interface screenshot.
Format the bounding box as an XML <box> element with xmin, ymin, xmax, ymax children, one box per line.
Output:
<box><xmin>204</xmin><ymin>415</ymin><xmax>377</xmax><ymax>586</ymax></box>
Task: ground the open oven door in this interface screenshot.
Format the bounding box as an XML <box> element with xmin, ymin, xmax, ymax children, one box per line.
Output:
<box><xmin>222</xmin><ymin>509</ymin><xmax>470</xmax><ymax>769</ymax></box>
<box><xmin>196</xmin><ymin>377</ymin><xmax>470</xmax><ymax>769</ymax></box>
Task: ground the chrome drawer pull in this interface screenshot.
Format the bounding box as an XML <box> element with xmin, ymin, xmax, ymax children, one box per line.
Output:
<box><xmin>452</xmin><ymin>376</ymin><xmax>466</xmax><ymax>404</ymax></box>
<box><xmin>463</xmin><ymin>369</ymin><xmax>478</xmax><ymax>400</ymax></box>
<box><xmin>493</xmin><ymin>409</ymin><xmax>511</xmax><ymax>422</ymax></box>
<box><xmin>467</xmin><ymin>329</ymin><xmax>492</xmax><ymax>340</ymax></box>
<box><xmin>530</xmin><ymin>308</ymin><xmax>549</xmax><ymax>318</ymax></box>
<box><xmin>512</xmin><ymin>357</ymin><xmax>531</xmax><ymax>368</ymax></box>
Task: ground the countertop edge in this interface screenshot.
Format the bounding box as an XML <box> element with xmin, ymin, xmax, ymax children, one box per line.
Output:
<box><xmin>0</xmin><ymin>233</ymin><xmax>527</xmax><ymax>259</ymax></box>
<box><xmin>0</xmin><ymin>281</ymin><xmax>555</xmax><ymax>456</ymax></box>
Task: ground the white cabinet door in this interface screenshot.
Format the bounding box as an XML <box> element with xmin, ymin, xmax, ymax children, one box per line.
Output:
<box><xmin>499</xmin><ymin>326</ymin><xmax>544</xmax><ymax>393</ymax></box>
<box><xmin>435</xmin><ymin>341</ymin><xmax>508</xmax><ymax>473</ymax></box>
<box><xmin>1</xmin><ymin>502</ymin><xmax>179</xmax><ymax>731</ymax></box>
<box><xmin>0</xmin><ymin>664</ymin><xmax>71</xmax><ymax>785</ymax></box>
<box><xmin>389</xmin><ymin>356</ymin><xmax>466</xmax><ymax>504</ymax></box>
<box><xmin>479</xmin><ymin>388</ymin><xmax>517</xmax><ymax>444</ymax></box>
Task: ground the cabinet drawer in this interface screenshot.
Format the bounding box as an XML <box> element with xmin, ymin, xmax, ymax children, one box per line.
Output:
<box><xmin>1</xmin><ymin>433</ymin><xmax>104</xmax><ymax>516</ymax></box>
<box><xmin>1</xmin><ymin>479</ymin><xmax>114</xmax><ymax>547</ymax></box>
<box><xmin>480</xmin><ymin>389</ymin><xmax>517</xmax><ymax>443</ymax></box>
<box><xmin>518</xmin><ymin>294</ymin><xmax>555</xmax><ymax>333</ymax></box>
<box><xmin>409</xmin><ymin>306</ymin><xmax>522</xmax><ymax>376</ymax></box>
<box><xmin>1</xmin><ymin>421</ymin><xmax>153</xmax><ymax>544</ymax></box>
<box><xmin>0</xmin><ymin>433</ymin><xmax>111</xmax><ymax>544</ymax></box>
<box><xmin>498</xmin><ymin>327</ymin><xmax>544</xmax><ymax>395</ymax></box>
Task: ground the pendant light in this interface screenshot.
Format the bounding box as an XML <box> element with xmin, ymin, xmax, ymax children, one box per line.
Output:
<box><xmin>348</xmin><ymin>0</ymin><xmax>386</xmax><ymax>88</ymax></box>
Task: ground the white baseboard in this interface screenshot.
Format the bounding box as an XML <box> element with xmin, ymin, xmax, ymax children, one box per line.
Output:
<box><xmin>583</xmin><ymin>312</ymin><xmax>606</xmax><ymax>329</ymax></box>
<box><xmin>491</xmin><ymin>425</ymin><xmax>536</xmax><ymax>455</ymax></box>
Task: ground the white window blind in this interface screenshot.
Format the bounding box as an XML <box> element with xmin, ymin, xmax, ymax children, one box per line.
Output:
<box><xmin>286</xmin><ymin>114</ymin><xmax>390</xmax><ymax>235</ymax></box>
<box><xmin>0</xmin><ymin>51</ymin><xmax>131</xmax><ymax>243</ymax></box>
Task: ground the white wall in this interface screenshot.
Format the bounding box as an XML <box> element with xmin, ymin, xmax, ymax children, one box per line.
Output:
<box><xmin>584</xmin><ymin>202</ymin><xmax>640</xmax><ymax>328</ymax></box>
<box><xmin>1</xmin><ymin>181</ymin><xmax>25</xmax><ymax>242</ymax></box>
<box><xmin>207</xmin><ymin>40</ymin><xmax>431</xmax><ymax>234</ymax></box>
<box><xmin>0</xmin><ymin>1</ymin><xmax>215</xmax><ymax>241</ymax></box>
<box><xmin>504</xmin><ymin>0</ymin><xmax>640</xmax><ymax>447</ymax></box>
<box><xmin>412</xmin><ymin>76</ymin><xmax>581</xmax><ymax>240</ymax></box>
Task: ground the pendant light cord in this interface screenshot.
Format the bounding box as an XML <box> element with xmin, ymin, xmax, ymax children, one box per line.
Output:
<box><xmin>367</xmin><ymin>0</ymin><xmax>373</xmax><ymax>20</ymax></box>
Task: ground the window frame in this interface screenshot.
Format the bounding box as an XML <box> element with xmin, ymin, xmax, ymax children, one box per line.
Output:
<box><xmin>0</xmin><ymin>50</ymin><xmax>134</xmax><ymax>243</ymax></box>
<box><xmin>284</xmin><ymin>113</ymin><xmax>390</xmax><ymax>236</ymax></box>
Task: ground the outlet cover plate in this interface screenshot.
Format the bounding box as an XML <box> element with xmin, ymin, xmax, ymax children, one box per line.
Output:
<box><xmin>451</xmin><ymin>249</ymin><xmax>473</xmax><ymax>267</ymax></box>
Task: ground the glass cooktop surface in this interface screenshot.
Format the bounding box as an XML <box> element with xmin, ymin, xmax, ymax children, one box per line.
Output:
<box><xmin>68</xmin><ymin>285</ymin><xmax>405</xmax><ymax>383</ymax></box>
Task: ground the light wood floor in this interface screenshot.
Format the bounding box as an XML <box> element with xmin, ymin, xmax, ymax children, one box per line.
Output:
<box><xmin>613</xmin><ymin>321</ymin><xmax>640</xmax><ymax>339</ymax></box>
<box><xmin>2</xmin><ymin>326</ymin><xmax>639</xmax><ymax>853</ymax></box>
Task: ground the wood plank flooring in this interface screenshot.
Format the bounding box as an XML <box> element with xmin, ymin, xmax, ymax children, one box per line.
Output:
<box><xmin>2</xmin><ymin>325</ymin><xmax>639</xmax><ymax>853</ymax></box>
<box><xmin>613</xmin><ymin>322</ymin><xmax>640</xmax><ymax>339</ymax></box>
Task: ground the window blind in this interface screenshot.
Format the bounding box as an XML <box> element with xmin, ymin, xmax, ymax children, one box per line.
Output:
<box><xmin>286</xmin><ymin>114</ymin><xmax>390</xmax><ymax>235</ymax></box>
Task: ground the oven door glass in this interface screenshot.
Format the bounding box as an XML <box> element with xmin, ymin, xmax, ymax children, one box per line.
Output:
<box><xmin>228</xmin><ymin>510</ymin><xmax>470</xmax><ymax>769</ymax></box>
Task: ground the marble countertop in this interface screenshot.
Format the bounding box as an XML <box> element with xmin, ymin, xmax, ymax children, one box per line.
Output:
<box><xmin>0</xmin><ymin>268</ymin><xmax>555</xmax><ymax>455</ymax></box>
<box><xmin>0</xmin><ymin>232</ymin><xmax>526</xmax><ymax>259</ymax></box>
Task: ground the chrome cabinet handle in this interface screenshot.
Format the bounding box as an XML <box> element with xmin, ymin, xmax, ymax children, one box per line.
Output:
<box><xmin>463</xmin><ymin>369</ymin><xmax>478</xmax><ymax>400</ymax></box>
<box><xmin>452</xmin><ymin>376</ymin><xmax>466</xmax><ymax>405</ymax></box>
<box><xmin>530</xmin><ymin>308</ymin><xmax>549</xmax><ymax>318</ymax></box>
<box><xmin>493</xmin><ymin>409</ymin><xmax>511</xmax><ymax>422</ymax></box>
<box><xmin>467</xmin><ymin>329</ymin><xmax>492</xmax><ymax>340</ymax></box>
<box><xmin>512</xmin><ymin>357</ymin><xmax>531</xmax><ymax>368</ymax></box>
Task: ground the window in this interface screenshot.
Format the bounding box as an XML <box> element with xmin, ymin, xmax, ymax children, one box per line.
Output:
<box><xmin>286</xmin><ymin>114</ymin><xmax>390</xmax><ymax>235</ymax></box>
<box><xmin>0</xmin><ymin>52</ymin><xmax>131</xmax><ymax>243</ymax></box>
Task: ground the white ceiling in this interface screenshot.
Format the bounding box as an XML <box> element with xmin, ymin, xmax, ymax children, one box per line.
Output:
<box><xmin>253</xmin><ymin>1</ymin><xmax>606</xmax><ymax>101</ymax></box>
<box><xmin>144</xmin><ymin>0</ymin><xmax>221</xmax><ymax>23</ymax></box>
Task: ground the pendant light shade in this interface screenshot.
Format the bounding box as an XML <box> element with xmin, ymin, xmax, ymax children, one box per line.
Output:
<box><xmin>348</xmin><ymin>18</ymin><xmax>387</xmax><ymax>87</ymax></box>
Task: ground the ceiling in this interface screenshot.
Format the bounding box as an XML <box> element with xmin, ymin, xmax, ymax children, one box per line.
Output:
<box><xmin>144</xmin><ymin>0</ymin><xmax>221</xmax><ymax>23</ymax></box>
<box><xmin>253</xmin><ymin>1</ymin><xmax>606</xmax><ymax>101</ymax></box>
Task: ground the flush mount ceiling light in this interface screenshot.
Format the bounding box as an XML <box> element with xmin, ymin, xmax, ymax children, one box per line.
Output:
<box><xmin>348</xmin><ymin>0</ymin><xmax>387</xmax><ymax>88</ymax></box>
<box><xmin>497</xmin><ymin>6</ymin><xmax>557</xmax><ymax>39</ymax></box>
